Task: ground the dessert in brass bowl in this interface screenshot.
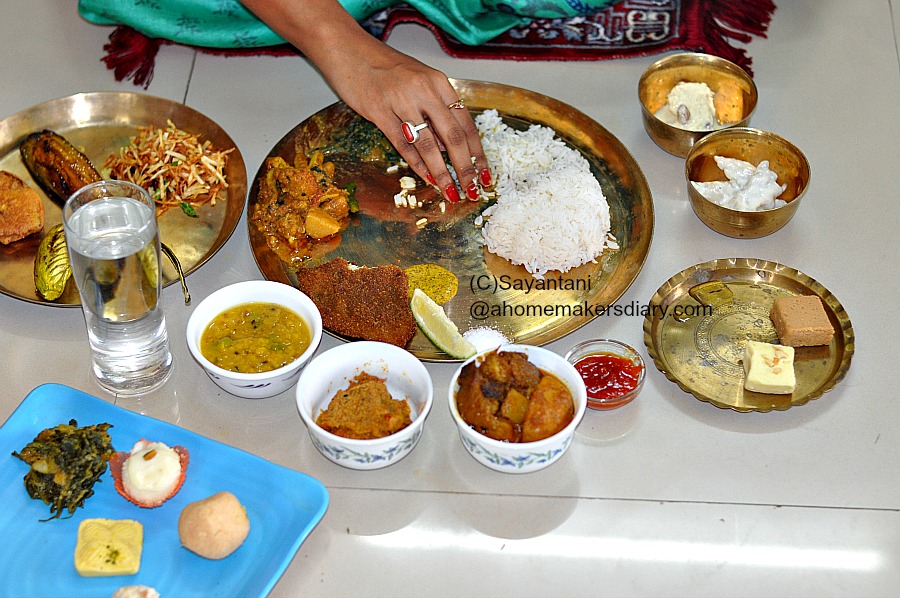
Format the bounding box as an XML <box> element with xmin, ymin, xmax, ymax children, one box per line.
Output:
<box><xmin>639</xmin><ymin>52</ymin><xmax>758</xmax><ymax>157</ymax></box>
<box><xmin>685</xmin><ymin>127</ymin><xmax>810</xmax><ymax>238</ymax></box>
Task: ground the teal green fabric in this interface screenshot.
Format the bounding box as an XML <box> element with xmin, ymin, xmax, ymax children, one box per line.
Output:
<box><xmin>78</xmin><ymin>0</ymin><xmax>615</xmax><ymax>48</ymax></box>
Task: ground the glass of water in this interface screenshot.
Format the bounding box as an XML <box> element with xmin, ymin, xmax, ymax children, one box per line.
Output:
<box><xmin>63</xmin><ymin>180</ymin><xmax>173</xmax><ymax>395</ymax></box>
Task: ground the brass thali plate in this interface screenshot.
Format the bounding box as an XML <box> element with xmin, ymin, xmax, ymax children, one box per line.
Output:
<box><xmin>249</xmin><ymin>79</ymin><xmax>654</xmax><ymax>361</ymax></box>
<box><xmin>643</xmin><ymin>257</ymin><xmax>855</xmax><ymax>412</ymax></box>
<box><xmin>0</xmin><ymin>92</ymin><xmax>247</xmax><ymax>306</ymax></box>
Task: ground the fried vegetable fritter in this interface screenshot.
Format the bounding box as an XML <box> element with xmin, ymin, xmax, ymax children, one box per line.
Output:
<box><xmin>12</xmin><ymin>419</ymin><xmax>115</xmax><ymax>520</ymax></box>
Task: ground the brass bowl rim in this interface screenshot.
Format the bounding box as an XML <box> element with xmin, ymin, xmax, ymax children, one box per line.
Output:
<box><xmin>684</xmin><ymin>126</ymin><xmax>812</xmax><ymax>216</ymax></box>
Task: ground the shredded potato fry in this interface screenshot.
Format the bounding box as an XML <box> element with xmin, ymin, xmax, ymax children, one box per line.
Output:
<box><xmin>105</xmin><ymin>120</ymin><xmax>233</xmax><ymax>216</ymax></box>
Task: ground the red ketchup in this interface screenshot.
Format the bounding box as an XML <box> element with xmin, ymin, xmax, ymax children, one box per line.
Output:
<box><xmin>574</xmin><ymin>352</ymin><xmax>643</xmax><ymax>409</ymax></box>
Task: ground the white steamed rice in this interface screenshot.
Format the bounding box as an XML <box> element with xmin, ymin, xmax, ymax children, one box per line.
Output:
<box><xmin>476</xmin><ymin>110</ymin><xmax>612</xmax><ymax>278</ymax></box>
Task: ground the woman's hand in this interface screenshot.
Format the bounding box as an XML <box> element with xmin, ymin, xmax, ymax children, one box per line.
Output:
<box><xmin>241</xmin><ymin>0</ymin><xmax>491</xmax><ymax>203</ymax></box>
<box><xmin>322</xmin><ymin>39</ymin><xmax>491</xmax><ymax>203</ymax></box>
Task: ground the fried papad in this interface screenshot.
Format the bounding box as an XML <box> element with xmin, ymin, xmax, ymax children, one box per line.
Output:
<box><xmin>295</xmin><ymin>258</ymin><xmax>417</xmax><ymax>347</ymax></box>
<box><xmin>0</xmin><ymin>170</ymin><xmax>44</xmax><ymax>244</ymax></box>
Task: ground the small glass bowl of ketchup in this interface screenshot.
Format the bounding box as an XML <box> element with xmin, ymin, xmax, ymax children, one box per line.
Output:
<box><xmin>565</xmin><ymin>339</ymin><xmax>645</xmax><ymax>410</ymax></box>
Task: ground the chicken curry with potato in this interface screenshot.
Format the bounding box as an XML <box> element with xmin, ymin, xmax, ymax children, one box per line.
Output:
<box><xmin>455</xmin><ymin>349</ymin><xmax>574</xmax><ymax>443</ymax></box>
<box><xmin>251</xmin><ymin>150</ymin><xmax>352</xmax><ymax>264</ymax></box>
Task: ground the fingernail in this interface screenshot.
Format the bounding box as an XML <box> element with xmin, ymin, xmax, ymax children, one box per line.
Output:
<box><xmin>466</xmin><ymin>183</ymin><xmax>479</xmax><ymax>200</ymax></box>
<box><xmin>445</xmin><ymin>184</ymin><xmax>460</xmax><ymax>203</ymax></box>
<box><xmin>479</xmin><ymin>168</ymin><xmax>492</xmax><ymax>187</ymax></box>
<box><xmin>425</xmin><ymin>173</ymin><xmax>436</xmax><ymax>185</ymax></box>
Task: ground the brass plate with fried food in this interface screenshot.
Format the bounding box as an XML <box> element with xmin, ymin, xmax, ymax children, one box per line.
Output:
<box><xmin>642</xmin><ymin>257</ymin><xmax>854</xmax><ymax>412</ymax></box>
<box><xmin>0</xmin><ymin>92</ymin><xmax>247</xmax><ymax>306</ymax></box>
<box><xmin>249</xmin><ymin>79</ymin><xmax>654</xmax><ymax>361</ymax></box>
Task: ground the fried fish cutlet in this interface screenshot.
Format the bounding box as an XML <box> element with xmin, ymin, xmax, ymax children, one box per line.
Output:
<box><xmin>294</xmin><ymin>258</ymin><xmax>417</xmax><ymax>347</ymax></box>
<box><xmin>0</xmin><ymin>170</ymin><xmax>44</xmax><ymax>244</ymax></box>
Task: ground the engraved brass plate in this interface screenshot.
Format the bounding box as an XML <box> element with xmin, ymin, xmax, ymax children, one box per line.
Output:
<box><xmin>643</xmin><ymin>257</ymin><xmax>854</xmax><ymax>412</ymax></box>
<box><xmin>0</xmin><ymin>92</ymin><xmax>247</xmax><ymax>306</ymax></box>
<box><xmin>249</xmin><ymin>79</ymin><xmax>654</xmax><ymax>361</ymax></box>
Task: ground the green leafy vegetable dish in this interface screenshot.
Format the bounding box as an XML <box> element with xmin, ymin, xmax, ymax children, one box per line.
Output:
<box><xmin>12</xmin><ymin>419</ymin><xmax>115</xmax><ymax>520</ymax></box>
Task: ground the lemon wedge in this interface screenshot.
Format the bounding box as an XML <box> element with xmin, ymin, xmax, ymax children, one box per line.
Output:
<box><xmin>410</xmin><ymin>288</ymin><xmax>476</xmax><ymax>359</ymax></box>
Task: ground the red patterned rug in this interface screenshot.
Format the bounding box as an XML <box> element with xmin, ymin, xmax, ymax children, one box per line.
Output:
<box><xmin>101</xmin><ymin>0</ymin><xmax>776</xmax><ymax>88</ymax></box>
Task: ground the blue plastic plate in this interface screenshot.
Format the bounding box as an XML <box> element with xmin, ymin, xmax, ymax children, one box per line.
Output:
<box><xmin>0</xmin><ymin>384</ymin><xmax>328</xmax><ymax>597</ymax></box>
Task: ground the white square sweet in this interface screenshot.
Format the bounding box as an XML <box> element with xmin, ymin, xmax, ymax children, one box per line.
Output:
<box><xmin>742</xmin><ymin>341</ymin><xmax>796</xmax><ymax>394</ymax></box>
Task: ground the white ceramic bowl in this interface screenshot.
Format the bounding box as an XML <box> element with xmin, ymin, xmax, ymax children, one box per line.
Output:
<box><xmin>296</xmin><ymin>341</ymin><xmax>433</xmax><ymax>470</ymax></box>
<box><xmin>186</xmin><ymin>280</ymin><xmax>323</xmax><ymax>399</ymax></box>
<box><xmin>448</xmin><ymin>344</ymin><xmax>587</xmax><ymax>474</ymax></box>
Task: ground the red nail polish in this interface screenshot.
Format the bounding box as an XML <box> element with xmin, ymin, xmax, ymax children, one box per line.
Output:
<box><xmin>425</xmin><ymin>173</ymin><xmax>436</xmax><ymax>185</ymax></box>
<box><xmin>445</xmin><ymin>184</ymin><xmax>460</xmax><ymax>203</ymax></box>
<box><xmin>479</xmin><ymin>168</ymin><xmax>492</xmax><ymax>187</ymax></box>
<box><xmin>466</xmin><ymin>183</ymin><xmax>479</xmax><ymax>200</ymax></box>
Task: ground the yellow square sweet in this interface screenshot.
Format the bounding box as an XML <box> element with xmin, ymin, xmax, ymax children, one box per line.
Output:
<box><xmin>74</xmin><ymin>518</ymin><xmax>143</xmax><ymax>577</ymax></box>
<box><xmin>742</xmin><ymin>341</ymin><xmax>796</xmax><ymax>395</ymax></box>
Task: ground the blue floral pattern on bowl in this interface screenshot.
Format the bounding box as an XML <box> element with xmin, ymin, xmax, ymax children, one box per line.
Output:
<box><xmin>311</xmin><ymin>427</ymin><xmax>423</xmax><ymax>466</ymax></box>
<box><xmin>459</xmin><ymin>432</ymin><xmax>571</xmax><ymax>471</ymax></box>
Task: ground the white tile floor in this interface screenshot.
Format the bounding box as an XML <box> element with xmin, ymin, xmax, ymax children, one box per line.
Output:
<box><xmin>1</xmin><ymin>1</ymin><xmax>898</xmax><ymax>596</ymax></box>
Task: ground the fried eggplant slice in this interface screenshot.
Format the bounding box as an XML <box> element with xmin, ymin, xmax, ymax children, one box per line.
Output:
<box><xmin>19</xmin><ymin>130</ymin><xmax>102</xmax><ymax>205</ymax></box>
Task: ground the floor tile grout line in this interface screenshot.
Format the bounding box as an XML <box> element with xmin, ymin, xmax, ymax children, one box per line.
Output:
<box><xmin>182</xmin><ymin>50</ymin><xmax>198</xmax><ymax>105</ymax></box>
<box><xmin>325</xmin><ymin>485</ymin><xmax>900</xmax><ymax>514</ymax></box>
<box><xmin>891</xmin><ymin>0</ymin><xmax>900</xmax><ymax>76</ymax></box>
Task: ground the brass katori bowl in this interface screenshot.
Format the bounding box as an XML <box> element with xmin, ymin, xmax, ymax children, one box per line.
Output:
<box><xmin>685</xmin><ymin>127</ymin><xmax>811</xmax><ymax>238</ymax></box>
<box><xmin>639</xmin><ymin>52</ymin><xmax>758</xmax><ymax>157</ymax></box>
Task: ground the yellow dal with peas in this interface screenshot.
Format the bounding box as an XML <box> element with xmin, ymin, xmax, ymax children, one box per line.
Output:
<box><xmin>200</xmin><ymin>302</ymin><xmax>311</xmax><ymax>373</ymax></box>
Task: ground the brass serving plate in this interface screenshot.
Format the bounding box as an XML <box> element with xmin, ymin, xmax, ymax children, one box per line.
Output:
<box><xmin>249</xmin><ymin>79</ymin><xmax>654</xmax><ymax>361</ymax></box>
<box><xmin>643</xmin><ymin>258</ymin><xmax>854</xmax><ymax>412</ymax></box>
<box><xmin>0</xmin><ymin>92</ymin><xmax>247</xmax><ymax>306</ymax></box>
